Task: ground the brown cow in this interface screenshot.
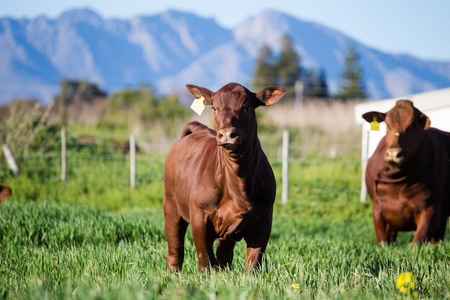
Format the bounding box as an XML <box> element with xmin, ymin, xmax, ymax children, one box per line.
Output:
<box><xmin>363</xmin><ymin>100</ymin><xmax>450</xmax><ymax>245</ymax></box>
<box><xmin>0</xmin><ymin>184</ymin><xmax>12</xmax><ymax>203</ymax></box>
<box><xmin>163</xmin><ymin>82</ymin><xmax>285</xmax><ymax>271</ymax></box>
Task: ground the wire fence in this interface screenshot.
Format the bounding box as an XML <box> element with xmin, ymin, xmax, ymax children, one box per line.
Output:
<box><xmin>2</xmin><ymin>128</ymin><xmax>363</xmax><ymax>204</ymax></box>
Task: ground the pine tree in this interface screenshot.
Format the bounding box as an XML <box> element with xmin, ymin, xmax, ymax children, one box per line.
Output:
<box><xmin>252</xmin><ymin>45</ymin><xmax>277</xmax><ymax>92</ymax></box>
<box><xmin>304</xmin><ymin>69</ymin><xmax>329</xmax><ymax>99</ymax></box>
<box><xmin>316</xmin><ymin>69</ymin><xmax>329</xmax><ymax>98</ymax></box>
<box><xmin>338</xmin><ymin>41</ymin><xmax>368</xmax><ymax>101</ymax></box>
<box><xmin>276</xmin><ymin>34</ymin><xmax>301</xmax><ymax>100</ymax></box>
<box><xmin>304</xmin><ymin>69</ymin><xmax>318</xmax><ymax>98</ymax></box>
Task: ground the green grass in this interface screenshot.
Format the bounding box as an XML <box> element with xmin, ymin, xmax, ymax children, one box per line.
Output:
<box><xmin>1</xmin><ymin>149</ymin><xmax>449</xmax><ymax>299</ymax></box>
<box><xmin>1</xmin><ymin>199</ymin><xmax>449</xmax><ymax>299</ymax></box>
<box><xmin>1</xmin><ymin>153</ymin><xmax>165</xmax><ymax>210</ymax></box>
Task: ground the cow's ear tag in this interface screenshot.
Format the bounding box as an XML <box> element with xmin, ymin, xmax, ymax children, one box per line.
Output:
<box><xmin>190</xmin><ymin>96</ymin><xmax>205</xmax><ymax>116</ymax></box>
<box><xmin>370</xmin><ymin>116</ymin><xmax>379</xmax><ymax>131</ymax></box>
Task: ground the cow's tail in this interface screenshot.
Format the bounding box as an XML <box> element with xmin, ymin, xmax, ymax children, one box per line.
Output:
<box><xmin>181</xmin><ymin>121</ymin><xmax>214</xmax><ymax>138</ymax></box>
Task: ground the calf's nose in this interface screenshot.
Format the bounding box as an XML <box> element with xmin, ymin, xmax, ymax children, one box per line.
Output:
<box><xmin>217</xmin><ymin>128</ymin><xmax>238</xmax><ymax>145</ymax></box>
<box><xmin>385</xmin><ymin>147</ymin><xmax>403</xmax><ymax>164</ymax></box>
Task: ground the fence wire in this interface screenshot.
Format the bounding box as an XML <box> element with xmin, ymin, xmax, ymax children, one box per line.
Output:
<box><xmin>1</xmin><ymin>130</ymin><xmax>363</xmax><ymax>202</ymax></box>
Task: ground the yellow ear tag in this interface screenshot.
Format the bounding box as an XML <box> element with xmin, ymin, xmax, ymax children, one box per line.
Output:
<box><xmin>370</xmin><ymin>116</ymin><xmax>379</xmax><ymax>131</ymax></box>
<box><xmin>190</xmin><ymin>96</ymin><xmax>205</xmax><ymax>116</ymax></box>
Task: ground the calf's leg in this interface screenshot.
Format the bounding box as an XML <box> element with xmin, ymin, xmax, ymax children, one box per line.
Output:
<box><xmin>429</xmin><ymin>216</ymin><xmax>447</xmax><ymax>244</ymax></box>
<box><xmin>373</xmin><ymin>207</ymin><xmax>388</xmax><ymax>244</ymax></box>
<box><xmin>216</xmin><ymin>239</ymin><xmax>236</xmax><ymax>269</ymax></box>
<box><xmin>191</xmin><ymin>213</ymin><xmax>218</xmax><ymax>270</ymax></box>
<box><xmin>386</xmin><ymin>224</ymin><xmax>398</xmax><ymax>243</ymax></box>
<box><xmin>412</xmin><ymin>206</ymin><xmax>436</xmax><ymax>244</ymax></box>
<box><xmin>163</xmin><ymin>196</ymin><xmax>188</xmax><ymax>271</ymax></box>
<box><xmin>244</xmin><ymin>211</ymin><xmax>272</xmax><ymax>271</ymax></box>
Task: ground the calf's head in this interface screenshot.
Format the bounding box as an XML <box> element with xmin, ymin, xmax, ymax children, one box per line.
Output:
<box><xmin>187</xmin><ymin>83</ymin><xmax>285</xmax><ymax>151</ymax></box>
<box><xmin>363</xmin><ymin>100</ymin><xmax>430</xmax><ymax>166</ymax></box>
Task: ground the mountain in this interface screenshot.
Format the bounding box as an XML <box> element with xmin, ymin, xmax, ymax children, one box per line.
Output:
<box><xmin>1</xmin><ymin>8</ymin><xmax>450</xmax><ymax>104</ymax></box>
<box><xmin>0</xmin><ymin>9</ymin><xmax>232</xmax><ymax>103</ymax></box>
<box><xmin>158</xmin><ymin>11</ymin><xmax>450</xmax><ymax>101</ymax></box>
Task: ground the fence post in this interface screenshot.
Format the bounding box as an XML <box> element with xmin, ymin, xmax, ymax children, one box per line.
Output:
<box><xmin>2</xmin><ymin>144</ymin><xmax>19</xmax><ymax>176</ymax></box>
<box><xmin>130</xmin><ymin>134</ymin><xmax>136</xmax><ymax>188</ymax></box>
<box><xmin>294</xmin><ymin>80</ymin><xmax>304</xmax><ymax>108</ymax></box>
<box><xmin>282</xmin><ymin>130</ymin><xmax>290</xmax><ymax>204</ymax></box>
<box><xmin>2</xmin><ymin>121</ymin><xmax>6</xmax><ymax>172</ymax></box>
<box><xmin>360</xmin><ymin>128</ymin><xmax>369</xmax><ymax>203</ymax></box>
<box><xmin>61</xmin><ymin>127</ymin><xmax>66</xmax><ymax>182</ymax></box>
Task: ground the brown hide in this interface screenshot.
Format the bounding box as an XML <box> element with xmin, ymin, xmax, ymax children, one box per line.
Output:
<box><xmin>163</xmin><ymin>82</ymin><xmax>285</xmax><ymax>271</ymax></box>
<box><xmin>363</xmin><ymin>100</ymin><xmax>450</xmax><ymax>245</ymax></box>
<box><xmin>0</xmin><ymin>184</ymin><xmax>12</xmax><ymax>203</ymax></box>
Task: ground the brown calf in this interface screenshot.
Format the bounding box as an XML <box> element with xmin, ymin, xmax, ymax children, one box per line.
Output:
<box><xmin>0</xmin><ymin>184</ymin><xmax>12</xmax><ymax>203</ymax></box>
<box><xmin>163</xmin><ymin>82</ymin><xmax>285</xmax><ymax>271</ymax></box>
<box><xmin>363</xmin><ymin>100</ymin><xmax>450</xmax><ymax>244</ymax></box>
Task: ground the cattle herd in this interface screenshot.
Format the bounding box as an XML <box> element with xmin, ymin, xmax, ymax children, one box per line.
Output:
<box><xmin>1</xmin><ymin>82</ymin><xmax>449</xmax><ymax>272</ymax></box>
<box><xmin>163</xmin><ymin>83</ymin><xmax>450</xmax><ymax>272</ymax></box>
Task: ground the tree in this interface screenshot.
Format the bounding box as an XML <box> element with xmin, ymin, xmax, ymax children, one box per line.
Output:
<box><xmin>55</xmin><ymin>78</ymin><xmax>105</xmax><ymax>105</ymax></box>
<box><xmin>252</xmin><ymin>45</ymin><xmax>277</xmax><ymax>92</ymax></box>
<box><xmin>276</xmin><ymin>34</ymin><xmax>301</xmax><ymax>100</ymax></box>
<box><xmin>304</xmin><ymin>69</ymin><xmax>329</xmax><ymax>99</ymax></box>
<box><xmin>316</xmin><ymin>69</ymin><xmax>329</xmax><ymax>98</ymax></box>
<box><xmin>304</xmin><ymin>69</ymin><xmax>318</xmax><ymax>98</ymax></box>
<box><xmin>53</xmin><ymin>78</ymin><xmax>107</xmax><ymax>124</ymax></box>
<box><xmin>337</xmin><ymin>41</ymin><xmax>368</xmax><ymax>101</ymax></box>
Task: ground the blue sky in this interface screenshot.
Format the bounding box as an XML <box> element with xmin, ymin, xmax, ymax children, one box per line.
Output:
<box><xmin>2</xmin><ymin>0</ymin><xmax>450</xmax><ymax>62</ymax></box>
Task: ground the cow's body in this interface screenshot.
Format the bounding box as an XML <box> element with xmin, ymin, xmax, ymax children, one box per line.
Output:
<box><xmin>163</xmin><ymin>83</ymin><xmax>285</xmax><ymax>271</ymax></box>
<box><xmin>364</xmin><ymin>100</ymin><xmax>450</xmax><ymax>244</ymax></box>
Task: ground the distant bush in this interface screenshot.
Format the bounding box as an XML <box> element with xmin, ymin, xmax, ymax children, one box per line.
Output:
<box><xmin>4</xmin><ymin>99</ymin><xmax>61</xmax><ymax>158</ymax></box>
<box><xmin>105</xmin><ymin>86</ymin><xmax>190</xmax><ymax>136</ymax></box>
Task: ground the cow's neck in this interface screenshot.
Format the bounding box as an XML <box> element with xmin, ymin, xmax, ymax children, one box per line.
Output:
<box><xmin>216</xmin><ymin>132</ymin><xmax>261</xmax><ymax>194</ymax></box>
<box><xmin>216</xmin><ymin>134</ymin><xmax>260</xmax><ymax>210</ymax></box>
<box><xmin>377</xmin><ymin>164</ymin><xmax>409</xmax><ymax>184</ymax></box>
<box><xmin>377</xmin><ymin>147</ymin><xmax>428</xmax><ymax>184</ymax></box>
<box><xmin>219</xmin><ymin>133</ymin><xmax>260</xmax><ymax>171</ymax></box>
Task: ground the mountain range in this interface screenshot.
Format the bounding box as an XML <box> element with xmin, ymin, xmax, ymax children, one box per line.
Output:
<box><xmin>1</xmin><ymin>8</ymin><xmax>450</xmax><ymax>104</ymax></box>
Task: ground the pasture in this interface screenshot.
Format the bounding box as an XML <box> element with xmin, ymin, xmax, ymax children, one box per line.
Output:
<box><xmin>1</xmin><ymin>103</ymin><xmax>450</xmax><ymax>299</ymax></box>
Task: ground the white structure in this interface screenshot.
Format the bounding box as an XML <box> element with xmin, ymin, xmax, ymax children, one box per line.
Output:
<box><xmin>354</xmin><ymin>88</ymin><xmax>450</xmax><ymax>203</ymax></box>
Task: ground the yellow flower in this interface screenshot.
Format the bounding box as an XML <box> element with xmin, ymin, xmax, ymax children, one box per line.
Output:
<box><xmin>396</xmin><ymin>272</ymin><xmax>413</xmax><ymax>289</ymax></box>
<box><xmin>396</xmin><ymin>272</ymin><xmax>419</xmax><ymax>298</ymax></box>
<box><xmin>291</xmin><ymin>283</ymin><xmax>301</xmax><ymax>294</ymax></box>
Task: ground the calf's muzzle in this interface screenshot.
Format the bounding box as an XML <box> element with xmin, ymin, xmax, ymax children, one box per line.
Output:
<box><xmin>385</xmin><ymin>147</ymin><xmax>403</xmax><ymax>164</ymax></box>
<box><xmin>217</xmin><ymin>128</ymin><xmax>239</xmax><ymax>148</ymax></box>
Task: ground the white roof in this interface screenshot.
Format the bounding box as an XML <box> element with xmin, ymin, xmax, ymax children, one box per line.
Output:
<box><xmin>354</xmin><ymin>87</ymin><xmax>450</xmax><ymax>124</ymax></box>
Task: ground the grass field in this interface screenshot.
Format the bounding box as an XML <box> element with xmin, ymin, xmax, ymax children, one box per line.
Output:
<box><xmin>1</xmin><ymin>129</ymin><xmax>450</xmax><ymax>299</ymax></box>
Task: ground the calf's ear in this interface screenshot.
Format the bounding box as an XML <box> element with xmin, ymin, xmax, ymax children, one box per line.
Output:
<box><xmin>362</xmin><ymin>111</ymin><xmax>385</xmax><ymax>123</ymax></box>
<box><xmin>0</xmin><ymin>184</ymin><xmax>12</xmax><ymax>203</ymax></box>
<box><xmin>419</xmin><ymin>113</ymin><xmax>431</xmax><ymax>130</ymax></box>
<box><xmin>186</xmin><ymin>84</ymin><xmax>213</xmax><ymax>105</ymax></box>
<box><xmin>256</xmin><ymin>86</ymin><xmax>286</xmax><ymax>106</ymax></box>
